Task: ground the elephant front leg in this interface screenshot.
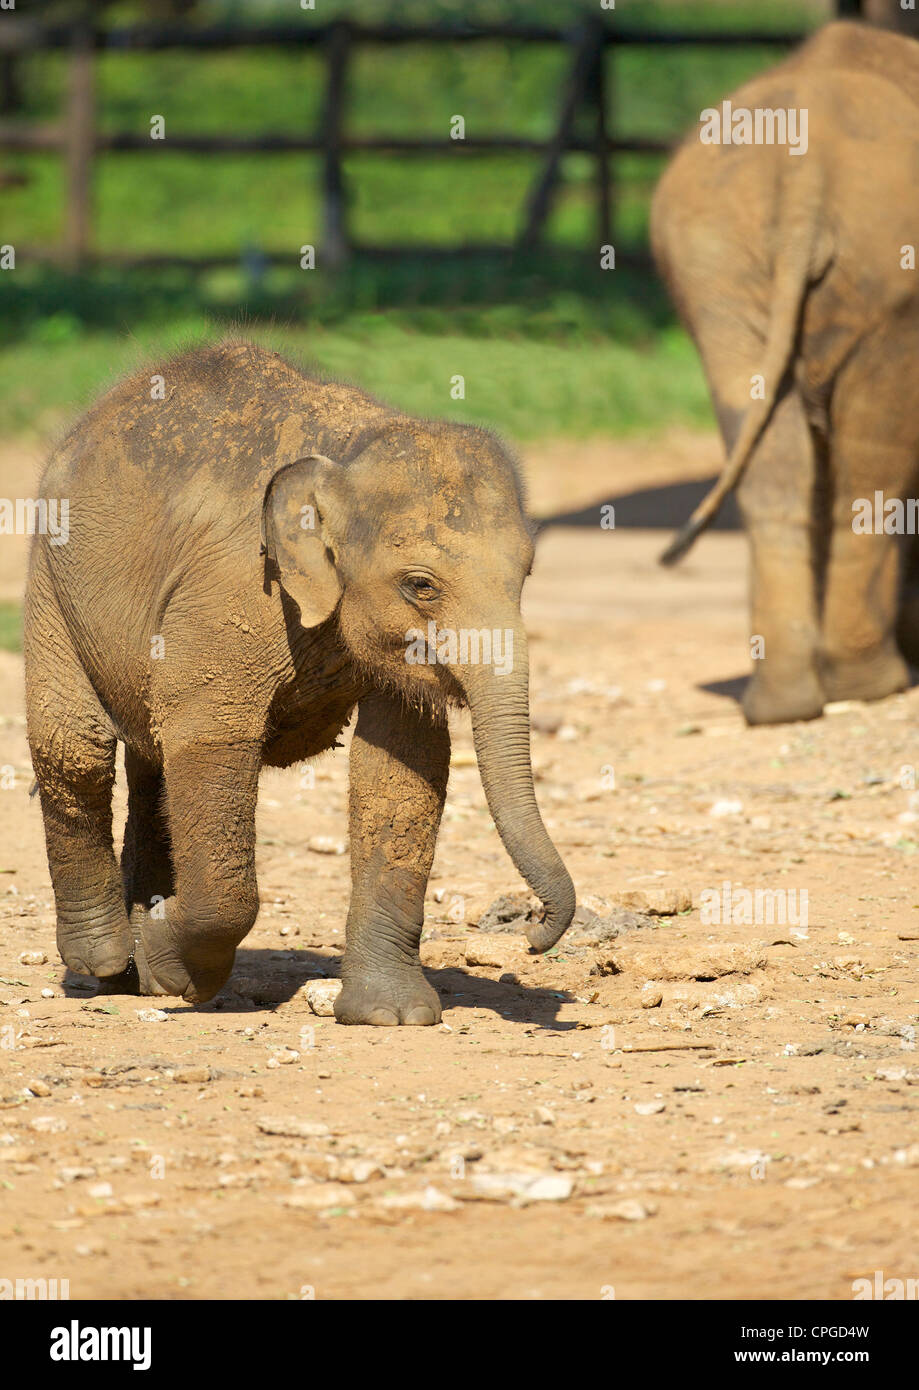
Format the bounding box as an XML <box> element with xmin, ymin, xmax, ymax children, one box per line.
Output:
<box><xmin>130</xmin><ymin>740</ymin><xmax>262</xmax><ymax>1003</ymax></box>
<box><xmin>335</xmin><ymin>691</ymin><xmax>449</xmax><ymax>1026</ymax></box>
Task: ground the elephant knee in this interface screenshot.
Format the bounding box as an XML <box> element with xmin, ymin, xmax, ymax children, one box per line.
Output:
<box><xmin>177</xmin><ymin>881</ymin><xmax>259</xmax><ymax>945</ymax></box>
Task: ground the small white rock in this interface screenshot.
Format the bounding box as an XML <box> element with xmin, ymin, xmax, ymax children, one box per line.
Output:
<box><xmin>283</xmin><ymin>1183</ymin><xmax>355</xmax><ymax>1210</ymax></box>
<box><xmin>306</xmin><ymin>980</ymin><xmax>342</xmax><ymax>1017</ymax></box>
<box><xmin>307</xmin><ymin>836</ymin><xmax>347</xmax><ymax>856</ymax></box>
<box><xmin>29</xmin><ymin>1115</ymin><xmax>66</xmax><ymax>1134</ymax></box>
<box><xmin>257</xmin><ymin>1116</ymin><xmax>330</xmax><ymax>1139</ymax></box>
<box><xmin>708</xmin><ymin>1148</ymin><xmax>767</xmax><ymax>1172</ymax></box>
<box><xmin>587</xmin><ymin>1198</ymin><xmax>654</xmax><ymax>1222</ymax></box>
<box><xmin>517</xmin><ymin>1175</ymin><xmax>573</xmax><ymax>1204</ymax></box>
<box><xmin>58</xmin><ymin>1166</ymin><xmax>96</xmax><ymax>1183</ymax></box>
<box><xmin>336</xmin><ymin>1159</ymin><xmax>382</xmax><ymax>1184</ymax></box>
<box><xmin>469</xmin><ymin>1171</ymin><xmax>573</xmax><ymax>1203</ymax></box>
<box><xmin>379</xmin><ymin>1185</ymin><xmax>459</xmax><ymax>1213</ymax></box>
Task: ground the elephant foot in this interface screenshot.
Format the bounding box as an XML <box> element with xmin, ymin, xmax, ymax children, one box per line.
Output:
<box><xmin>56</xmin><ymin>916</ymin><xmax>132</xmax><ymax>982</ymax></box>
<box><xmin>334</xmin><ymin>968</ymin><xmax>441</xmax><ymax>1026</ymax></box>
<box><xmin>742</xmin><ymin>670</ymin><xmax>824</xmax><ymax>726</ymax></box>
<box><xmin>94</xmin><ymin>936</ymin><xmax>170</xmax><ymax>997</ymax></box>
<box><xmin>130</xmin><ymin>913</ymin><xmax>238</xmax><ymax>1004</ymax></box>
<box><xmin>820</xmin><ymin>649</ymin><xmax>909</xmax><ymax>706</ymax></box>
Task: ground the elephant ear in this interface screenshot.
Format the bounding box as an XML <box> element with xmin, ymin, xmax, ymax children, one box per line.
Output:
<box><xmin>261</xmin><ymin>455</ymin><xmax>344</xmax><ymax>627</ymax></box>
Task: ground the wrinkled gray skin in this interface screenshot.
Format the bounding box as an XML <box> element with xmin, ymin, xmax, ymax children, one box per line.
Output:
<box><xmin>652</xmin><ymin>22</ymin><xmax>919</xmax><ymax>724</ymax></box>
<box><xmin>24</xmin><ymin>342</ymin><xmax>576</xmax><ymax>1023</ymax></box>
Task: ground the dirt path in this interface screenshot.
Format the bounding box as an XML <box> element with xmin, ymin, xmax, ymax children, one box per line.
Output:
<box><xmin>0</xmin><ymin>432</ymin><xmax>917</xmax><ymax>1300</ymax></box>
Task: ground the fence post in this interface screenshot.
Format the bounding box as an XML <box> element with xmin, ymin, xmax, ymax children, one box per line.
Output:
<box><xmin>64</xmin><ymin>14</ymin><xmax>95</xmax><ymax>269</ymax></box>
<box><xmin>0</xmin><ymin>54</ymin><xmax>22</xmax><ymax>116</ymax></box>
<box><xmin>320</xmin><ymin>20</ymin><xmax>351</xmax><ymax>268</ymax></box>
<box><xmin>517</xmin><ymin>22</ymin><xmax>598</xmax><ymax>251</ymax></box>
<box><xmin>861</xmin><ymin>0</ymin><xmax>919</xmax><ymax>29</ymax></box>
<box><xmin>590</xmin><ymin>20</ymin><xmax>612</xmax><ymax>253</ymax></box>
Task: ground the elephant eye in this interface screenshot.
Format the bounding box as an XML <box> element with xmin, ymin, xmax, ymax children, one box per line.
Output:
<box><xmin>402</xmin><ymin>574</ymin><xmax>440</xmax><ymax>601</ymax></box>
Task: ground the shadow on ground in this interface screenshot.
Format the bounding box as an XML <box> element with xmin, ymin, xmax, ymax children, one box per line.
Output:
<box><xmin>700</xmin><ymin>675</ymin><xmax>748</xmax><ymax>706</ymax></box>
<box><xmin>65</xmin><ymin>949</ymin><xmax>575</xmax><ymax>1029</ymax></box>
<box><xmin>538</xmin><ymin>475</ymin><xmax>741</xmax><ymax>532</ymax></box>
<box><xmin>697</xmin><ymin>668</ymin><xmax>919</xmax><ymax>712</ymax></box>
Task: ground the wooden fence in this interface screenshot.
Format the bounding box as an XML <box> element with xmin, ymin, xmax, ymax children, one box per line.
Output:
<box><xmin>0</xmin><ymin>3</ymin><xmax>870</xmax><ymax>270</ymax></box>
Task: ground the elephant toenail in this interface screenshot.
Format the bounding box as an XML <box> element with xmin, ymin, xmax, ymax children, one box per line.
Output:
<box><xmin>404</xmin><ymin>1006</ymin><xmax>437</xmax><ymax>1025</ymax></box>
<box><xmin>366</xmin><ymin>1008</ymin><xmax>400</xmax><ymax>1026</ymax></box>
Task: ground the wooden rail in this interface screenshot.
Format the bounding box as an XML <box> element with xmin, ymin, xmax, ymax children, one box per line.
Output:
<box><xmin>0</xmin><ymin>9</ymin><xmax>864</xmax><ymax>270</ymax></box>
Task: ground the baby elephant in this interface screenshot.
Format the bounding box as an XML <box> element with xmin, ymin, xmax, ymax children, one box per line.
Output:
<box><xmin>25</xmin><ymin>342</ymin><xmax>575</xmax><ymax>1022</ymax></box>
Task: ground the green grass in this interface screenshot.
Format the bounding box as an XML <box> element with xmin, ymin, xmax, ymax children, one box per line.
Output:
<box><xmin>0</xmin><ymin>251</ymin><xmax>711</xmax><ymax>441</ymax></box>
<box><xmin>0</xmin><ymin>603</ymin><xmax>22</xmax><ymax>654</ymax></box>
<box><xmin>0</xmin><ymin>310</ymin><xmax>711</xmax><ymax>443</ymax></box>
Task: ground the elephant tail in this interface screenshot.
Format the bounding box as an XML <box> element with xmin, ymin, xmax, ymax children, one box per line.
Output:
<box><xmin>658</xmin><ymin>178</ymin><xmax>821</xmax><ymax>568</ymax></box>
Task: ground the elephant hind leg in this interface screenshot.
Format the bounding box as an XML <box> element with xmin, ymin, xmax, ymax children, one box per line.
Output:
<box><xmin>820</xmin><ymin>432</ymin><xmax>911</xmax><ymax>705</ymax></box>
<box><xmin>25</xmin><ymin>574</ymin><xmax>132</xmax><ymax>979</ymax></box>
<box><xmin>821</xmin><ymin>341</ymin><xmax>919</xmax><ymax>705</ymax></box>
<box><xmin>733</xmin><ymin>389</ymin><xmax>825</xmax><ymax>726</ymax></box>
<box><xmin>684</xmin><ymin>310</ymin><xmax>823</xmax><ymax>725</ymax></box>
<box><xmin>819</xmin><ymin>358</ymin><xmax>916</xmax><ymax>706</ymax></box>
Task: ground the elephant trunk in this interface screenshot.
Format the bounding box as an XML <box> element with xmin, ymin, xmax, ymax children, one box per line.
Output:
<box><xmin>460</xmin><ymin>627</ymin><xmax>576</xmax><ymax>951</ymax></box>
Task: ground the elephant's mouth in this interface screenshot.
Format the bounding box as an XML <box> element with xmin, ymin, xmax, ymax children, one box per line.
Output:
<box><xmin>351</xmin><ymin>644</ymin><xmax>465</xmax><ymax>723</ymax></box>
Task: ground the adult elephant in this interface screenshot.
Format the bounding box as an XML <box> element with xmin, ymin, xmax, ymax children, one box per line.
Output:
<box><xmin>24</xmin><ymin>341</ymin><xmax>575</xmax><ymax>1021</ymax></box>
<box><xmin>652</xmin><ymin>21</ymin><xmax>919</xmax><ymax>725</ymax></box>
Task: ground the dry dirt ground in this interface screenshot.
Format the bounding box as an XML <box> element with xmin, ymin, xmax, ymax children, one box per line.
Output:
<box><xmin>0</xmin><ymin>431</ymin><xmax>917</xmax><ymax>1301</ymax></box>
